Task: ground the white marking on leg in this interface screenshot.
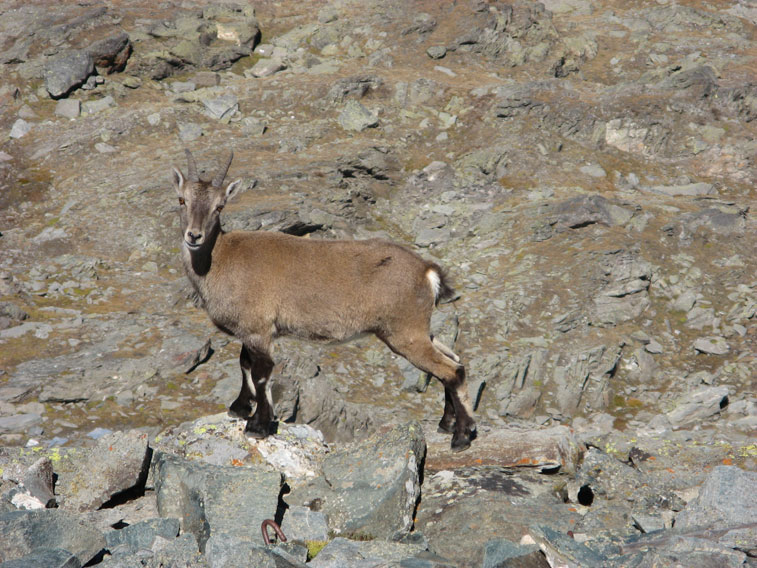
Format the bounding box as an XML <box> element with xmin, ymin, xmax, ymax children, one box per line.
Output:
<box><xmin>265</xmin><ymin>379</ymin><xmax>276</xmax><ymax>420</ymax></box>
<box><xmin>432</xmin><ymin>336</ymin><xmax>460</xmax><ymax>363</ymax></box>
<box><xmin>243</xmin><ymin>366</ymin><xmax>256</xmax><ymax>399</ymax></box>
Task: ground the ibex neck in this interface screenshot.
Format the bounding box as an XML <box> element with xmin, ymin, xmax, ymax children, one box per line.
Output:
<box><xmin>182</xmin><ymin>225</ymin><xmax>222</xmax><ymax>279</ymax></box>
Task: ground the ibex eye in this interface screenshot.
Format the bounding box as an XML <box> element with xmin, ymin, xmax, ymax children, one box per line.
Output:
<box><xmin>178</xmin><ymin>197</ymin><xmax>185</xmax><ymax>205</ymax></box>
<box><xmin>216</xmin><ymin>205</ymin><xmax>224</xmax><ymax>212</ymax></box>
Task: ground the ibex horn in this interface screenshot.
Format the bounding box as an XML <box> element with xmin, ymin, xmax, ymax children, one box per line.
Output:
<box><xmin>185</xmin><ymin>149</ymin><xmax>199</xmax><ymax>182</ymax></box>
<box><xmin>212</xmin><ymin>151</ymin><xmax>234</xmax><ymax>188</ymax></box>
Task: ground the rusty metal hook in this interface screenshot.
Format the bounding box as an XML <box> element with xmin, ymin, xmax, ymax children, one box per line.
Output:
<box><xmin>261</xmin><ymin>519</ymin><xmax>287</xmax><ymax>545</ymax></box>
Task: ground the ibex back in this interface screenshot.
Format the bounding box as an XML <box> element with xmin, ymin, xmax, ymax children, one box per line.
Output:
<box><xmin>172</xmin><ymin>150</ymin><xmax>476</xmax><ymax>451</ymax></box>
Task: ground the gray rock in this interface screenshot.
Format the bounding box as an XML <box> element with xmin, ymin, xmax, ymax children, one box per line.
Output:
<box><xmin>203</xmin><ymin>94</ymin><xmax>238</xmax><ymax>120</ymax></box>
<box><xmin>281</xmin><ymin>505</ymin><xmax>329</xmax><ymax>542</ymax></box>
<box><xmin>9</xmin><ymin>119</ymin><xmax>31</xmax><ymax>139</ymax></box>
<box><xmin>178</xmin><ymin>122</ymin><xmax>204</xmax><ymax>141</ymax></box>
<box><xmin>149</xmin><ymin>533</ymin><xmax>203</xmax><ymax>567</ymax></box>
<box><xmin>0</xmin><ymin>548</ymin><xmax>81</xmax><ymax>568</ymax></box>
<box><xmin>528</xmin><ymin>525</ymin><xmax>607</xmax><ymax>567</ymax></box>
<box><xmin>44</xmin><ymin>51</ymin><xmax>94</xmax><ymax>99</ymax></box>
<box><xmin>647</xmin><ymin>182</ymin><xmax>716</xmax><ymax>196</ymax></box>
<box><xmin>666</xmin><ymin>386</ymin><xmax>729</xmax><ymax>428</ymax></box>
<box><xmin>248</xmin><ymin>58</ymin><xmax>286</xmax><ymax>78</ymax></box>
<box><xmin>483</xmin><ymin>539</ymin><xmax>547</xmax><ymax>568</ymax></box>
<box><xmin>317</xmin><ymin>421</ymin><xmax>425</xmax><ymax>539</ymax></box>
<box><xmin>21</xmin><ymin>458</ymin><xmax>56</xmax><ymax>508</ymax></box>
<box><xmin>426</xmin><ymin>46</ymin><xmax>447</xmax><ymax>59</ymax></box>
<box><xmin>60</xmin><ymin>430</ymin><xmax>151</xmax><ymax>512</ymax></box>
<box><xmin>55</xmin><ymin>99</ymin><xmax>81</xmax><ymax>119</ymax></box>
<box><xmin>674</xmin><ymin>466</ymin><xmax>757</xmax><ymax>554</ymax></box>
<box><xmin>170</xmin><ymin>81</ymin><xmax>196</xmax><ymax>93</ymax></box>
<box><xmin>203</xmin><ymin>534</ymin><xmax>275</xmax><ymax>568</ymax></box>
<box><xmin>337</xmin><ymin>100</ymin><xmax>379</xmax><ymax>132</ymax></box>
<box><xmin>308</xmin><ymin>537</ymin><xmax>428</xmax><ymax>568</ymax></box>
<box><xmin>0</xmin><ymin>413</ymin><xmax>42</xmax><ymax>433</ymax></box>
<box><xmin>579</xmin><ymin>164</ymin><xmax>607</xmax><ymax>178</ymax></box>
<box><xmin>152</xmin><ymin>452</ymin><xmax>282</xmax><ymax>552</ymax></box>
<box><xmin>0</xmin><ymin>509</ymin><xmax>105</xmax><ymax>566</ymax></box>
<box><xmin>82</xmin><ymin>96</ymin><xmax>115</xmax><ymax>114</ymax></box>
<box><xmin>327</xmin><ymin>76</ymin><xmax>383</xmax><ymax>104</ymax></box>
<box><xmin>574</xmin><ymin>448</ymin><xmax>682</xmax><ymax>510</ymax></box>
<box><xmin>693</xmin><ymin>336</ymin><xmax>730</xmax><ymax>355</ymax></box>
<box><xmin>104</xmin><ymin>518</ymin><xmax>180</xmax><ymax>552</ymax></box>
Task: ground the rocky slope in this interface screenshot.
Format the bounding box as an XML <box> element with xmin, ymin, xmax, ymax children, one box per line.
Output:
<box><xmin>0</xmin><ymin>0</ymin><xmax>755</xmax><ymax>566</ymax></box>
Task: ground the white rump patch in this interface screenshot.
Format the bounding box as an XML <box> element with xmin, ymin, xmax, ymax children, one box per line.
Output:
<box><xmin>426</xmin><ymin>269</ymin><xmax>441</xmax><ymax>299</ymax></box>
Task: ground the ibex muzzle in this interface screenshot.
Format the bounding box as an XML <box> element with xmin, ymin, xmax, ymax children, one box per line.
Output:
<box><xmin>171</xmin><ymin>150</ymin><xmax>477</xmax><ymax>451</ymax></box>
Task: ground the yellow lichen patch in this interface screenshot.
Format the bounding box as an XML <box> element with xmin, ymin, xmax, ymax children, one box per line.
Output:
<box><xmin>305</xmin><ymin>541</ymin><xmax>328</xmax><ymax>561</ymax></box>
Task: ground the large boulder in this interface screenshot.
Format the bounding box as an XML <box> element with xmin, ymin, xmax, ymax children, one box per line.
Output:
<box><xmin>151</xmin><ymin>452</ymin><xmax>283</xmax><ymax>556</ymax></box>
<box><xmin>0</xmin><ymin>509</ymin><xmax>105</xmax><ymax>565</ymax></box>
<box><xmin>59</xmin><ymin>430</ymin><xmax>151</xmax><ymax>512</ymax></box>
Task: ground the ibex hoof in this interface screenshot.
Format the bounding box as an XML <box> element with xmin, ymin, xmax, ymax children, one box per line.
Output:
<box><xmin>244</xmin><ymin>420</ymin><xmax>270</xmax><ymax>439</ymax></box>
<box><xmin>228</xmin><ymin>400</ymin><xmax>253</xmax><ymax>419</ymax></box>
<box><xmin>450</xmin><ymin>435</ymin><xmax>471</xmax><ymax>452</ymax></box>
<box><xmin>437</xmin><ymin>419</ymin><xmax>455</xmax><ymax>434</ymax></box>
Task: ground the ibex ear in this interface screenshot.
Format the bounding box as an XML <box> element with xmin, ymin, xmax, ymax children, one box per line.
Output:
<box><xmin>172</xmin><ymin>167</ymin><xmax>185</xmax><ymax>197</ymax></box>
<box><xmin>224</xmin><ymin>178</ymin><xmax>243</xmax><ymax>202</ymax></box>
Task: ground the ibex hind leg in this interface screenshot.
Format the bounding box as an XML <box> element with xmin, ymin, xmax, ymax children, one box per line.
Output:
<box><xmin>240</xmin><ymin>345</ymin><xmax>276</xmax><ymax>438</ymax></box>
<box><xmin>430</xmin><ymin>336</ymin><xmax>460</xmax><ymax>435</ymax></box>
<box><xmin>381</xmin><ymin>332</ymin><xmax>476</xmax><ymax>452</ymax></box>
<box><xmin>229</xmin><ymin>346</ymin><xmax>256</xmax><ymax>419</ymax></box>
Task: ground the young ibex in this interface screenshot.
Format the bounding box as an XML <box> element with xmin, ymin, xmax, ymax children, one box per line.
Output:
<box><xmin>171</xmin><ymin>150</ymin><xmax>476</xmax><ymax>451</ymax></box>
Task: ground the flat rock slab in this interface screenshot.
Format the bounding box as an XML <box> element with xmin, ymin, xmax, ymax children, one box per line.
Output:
<box><xmin>425</xmin><ymin>425</ymin><xmax>584</xmax><ymax>473</ymax></box>
<box><xmin>59</xmin><ymin>430</ymin><xmax>151</xmax><ymax>512</ymax></box>
<box><xmin>0</xmin><ymin>509</ymin><xmax>105</xmax><ymax>566</ymax></box>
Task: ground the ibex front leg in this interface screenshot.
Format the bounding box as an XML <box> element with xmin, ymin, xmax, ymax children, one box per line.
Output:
<box><xmin>229</xmin><ymin>346</ymin><xmax>256</xmax><ymax>419</ymax></box>
<box><xmin>239</xmin><ymin>344</ymin><xmax>276</xmax><ymax>438</ymax></box>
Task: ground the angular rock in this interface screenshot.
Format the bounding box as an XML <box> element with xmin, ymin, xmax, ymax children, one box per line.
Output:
<box><xmin>248</xmin><ymin>58</ymin><xmax>286</xmax><ymax>78</ymax></box>
<box><xmin>573</xmin><ymin>448</ymin><xmax>682</xmax><ymax>510</ymax></box>
<box><xmin>317</xmin><ymin>421</ymin><xmax>426</xmax><ymax>539</ymax></box>
<box><xmin>0</xmin><ymin>509</ymin><xmax>105</xmax><ymax>565</ymax></box>
<box><xmin>86</xmin><ymin>32</ymin><xmax>131</xmax><ymax>74</ymax></box>
<box><xmin>22</xmin><ymin>457</ymin><xmax>56</xmax><ymax>508</ymax></box>
<box><xmin>693</xmin><ymin>336</ymin><xmax>730</xmax><ymax>355</ymax></box>
<box><xmin>202</xmin><ymin>534</ymin><xmax>276</xmax><ymax>568</ymax></box>
<box><xmin>152</xmin><ymin>452</ymin><xmax>283</xmax><ymax>552</ymax></box>
<box><xmin>0</xmin><ymin>548</ymin><xmax>81</xmax><ymax>568</ymax></box>
<box><xmin>104</xmin><ymin>518</ymin><xmax>180</xmax><ymax>552</ymax></box>
<box><xmin>55</xmin><ymin>99</ymin><xmax>81</xmax><ymax>119</ymax></box>
<box><xmin>426</xmin><ymin>425</ymin><xmax>583</xmax><ymax>474</ymax></box>
<box><xmin>528</xmin><ymin>525</ymin><xmax>607</xmax><ymax>567</ymax></box>
<box><xmin>0</xmin><ymin>413</ymin><xmax>42</xmax><ymax>433</ymax></box>
<box><xmin>82</xmin><ymin>96</ymin><xmax>115</xmax><ymax>114</ymax></box>
<box><xmin>203</xmin><ymin>94</ymin><xmax>238</xmax><ymax>121</ymax></box>
<box><xmin>307</xmin><ymin>537</ymin><xmax>428</xmax><ymax>568</ymax></box>
<box><xmin>60</xmin><ymin>430</ymin><xmax>151</xmax><ymax>512</ymax></box>
<box><xmin>9</xmin><ymin>119</ymin><xmax>31</xmax><ymax>139</ymax></box>
<box><xmin>674</xmin><ymin>465</ymin><xmax>757</xmax><ymax>554</ymax></box>
<box><xmin>483</xmin><ymin>539</ymin><xmax>548</xmax><ymax>568</ymax></box>
<box><xmin>44</xmin><ymin>51</ymin><xmax>94</xmax><ymax>99</ymax></box>
<box><xmin>666</xmin><ymin>386</ymin><xmax>729</xmax><ymax>427</ymax></box>
<box><xmin>280</xmin><ymin>505</ymin><xmax>329</xmax><ymax>542</ymax></box>
<box><xmin>647</xmin><ymin>182</ymin><xmax>716</xmax><ymax>196</ymax></box>
<box><xmin>338</xmin><ymin>100</ymin><xmax>379</xmax><ymax>132</ymax></box>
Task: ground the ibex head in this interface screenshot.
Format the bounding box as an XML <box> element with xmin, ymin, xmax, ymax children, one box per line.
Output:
<box><xmin>172</xmin><ymin>149</ymin><xmax>242</xmax><ymax>249</ymax></box>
